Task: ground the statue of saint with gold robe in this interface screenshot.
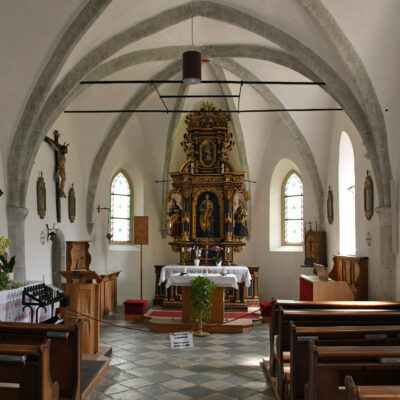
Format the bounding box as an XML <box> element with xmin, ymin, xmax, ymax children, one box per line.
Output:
<box><xmin>168</xmin><ymin>198</ymin><xmax>182</xmax><ymax>238</ymax></box>
<box><xmin>199</xmin><ymin>194</ymin><xmax>214</xmax><ymax>236</ymax></box>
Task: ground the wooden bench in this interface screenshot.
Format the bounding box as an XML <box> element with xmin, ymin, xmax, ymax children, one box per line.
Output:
<box><xmin>345</xmin><ymin>375</ymin><xmax>400</xmax><ymax>400</ymax></box>
<box><xmin>0</xmin><ymin>338</ymin><xmax>59</xmax><ymax>400</ymax></box>
<box><xmin>290</xmin><ymin>324</ymin><xmax>400</xmax><ymax>400</ymax></box>
<box><xmin>0</xmin><ymin>321</ymin><xmax>82</xmax><ymax>400</ymax></box>
<box><xmin>276</xmin><ymin>309</ymin><xmax>400</xmax><ymax>399</ymax></box>
<box><xmin>269</xmin><ymin>300</ymin><xmax>400</xmax><ymax>376</ymax></box>
<box><xmin>309</xmin><ymin>345</ymin><xmax>400</xmax><ymax>400</ymax></box>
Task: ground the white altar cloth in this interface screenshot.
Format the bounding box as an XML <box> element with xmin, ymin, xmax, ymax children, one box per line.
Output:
<box><xmin>159</xmin><ymin>265</ymin><xmax>251</xmax><ymax>287</ymax></box>
<box><xmin>0</xmin><ymin>283</ymin><xmax>57</xmax><ymax>323</ymax></box>
<box><xmin>166</xmin><ymin>273</ymin><xmax>239</xmax><ymax>289</ymax></box>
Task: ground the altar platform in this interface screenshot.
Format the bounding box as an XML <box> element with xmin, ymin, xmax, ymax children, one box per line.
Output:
<box><xmin>145</xmin><ymin>305</ymin><xmax>261</xmax><ymax>334</ymax></box>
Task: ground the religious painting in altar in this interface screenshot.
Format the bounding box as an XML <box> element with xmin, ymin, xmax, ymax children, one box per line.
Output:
<box><xmin>193</xmin><ymin>190</ymin><xmax>223</xmax><ymax>239</ymax></box>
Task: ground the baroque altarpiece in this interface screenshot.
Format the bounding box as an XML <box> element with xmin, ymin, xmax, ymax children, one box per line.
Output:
<box><xmin>165</xmin><ymin>103</ymin><xmax>250</xmax><ymax>264</ymax></box>
<box><xmin>154</xmin><ymin>103</ymin><xmax>258</xmax><ymax>309</ymax></box>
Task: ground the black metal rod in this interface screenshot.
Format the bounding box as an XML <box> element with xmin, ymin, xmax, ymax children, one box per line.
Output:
<box><xmin>160</xmin><ymin>94</ymin><xmax>239</xmax><ymax>98</ymax></box>
<box><xmin>80</xmin><ymin>79</ymin><xmax>326</xmax><ymax>85</ymax></box>
<box><xmin>65</xmin><ymin>107</ymin><xmax>342</xmax><ymax>114</ymax></box>
<box><xmin>152</xmin><ymin>81</ymin><xmax>169</xmax><ymax>112</ymax></box>
<box><xmin>237</xmin><ymin>81</ymin><xmax>243</xmax><ymax>112</ymax></box>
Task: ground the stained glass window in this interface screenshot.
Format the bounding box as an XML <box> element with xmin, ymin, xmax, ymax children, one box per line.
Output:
<box><xmin>110</xmin><ymin>171</ymin><xmax>132</xmax><ymax>243</ymax></box>
<box><xmin>282</xmin><ymin>171</ymin><xmax>303</xmax><ymax>245</ymax></box>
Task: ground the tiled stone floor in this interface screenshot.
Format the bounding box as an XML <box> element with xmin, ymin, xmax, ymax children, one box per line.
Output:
<box><xmin>87</xmin><ymin>308</ymin><xmax>274</xmax><ymax>400</ymax></box>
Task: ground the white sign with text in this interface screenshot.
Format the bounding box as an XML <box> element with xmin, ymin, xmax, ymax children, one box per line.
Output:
<box><xmin>170</xmin><ymin>331</ymin><xmax>194</xmax><ymax>349</ymax></box>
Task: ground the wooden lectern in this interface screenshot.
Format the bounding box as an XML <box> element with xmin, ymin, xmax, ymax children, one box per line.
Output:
<box><xmin>60</xmin><ymin>270</ymin><xmax>102</xmax><ymax>354</ymax></box>
<box><xmin>61</xmin><ymin>241</ymin><xmax>121</xmax><ymax>353</ymax></box>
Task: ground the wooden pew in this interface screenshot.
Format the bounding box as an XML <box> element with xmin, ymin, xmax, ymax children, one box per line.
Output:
<box><xmin>290</xmin><ymin>324</ymin><xmax>400</xmax><ymax>400</ymax></box>
<box><xmin>0</xmin><ymin>321</ymin><xmax>82</xmax><ymax>400</ymax></box>
<box><xmin>276</xmin><ymin>309</ymin><xmax>400</xmax><ymax>400</ymax></box>
<box><xmin>309</xmin><ymin>345</ymin><xmax>400</xmax><ymax>400</ymax></box>
<box><xmin>345</xmin><ymin>375</ymin><xmax>400</xmax><ymax>400</ymax></box>
<box><xmin>269</xmin><ymin>300</ymin><xmax>400</xmax><ymax>376</ymax></box>
<box><xmin>0</xmin><ymin>338</ymin><xmax>59</xmax><ymax>400</ymax></box>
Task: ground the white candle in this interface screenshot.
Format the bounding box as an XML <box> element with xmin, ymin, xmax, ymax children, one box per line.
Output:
<box><xmin>221</xmin><ymin>266</ymin><xmax>226</xmax><ymax>275</ymax></box>
<box><xmin>182</xmin><ymin>266</ymin><xmax>187</xmax><ymax>274</ymax></box>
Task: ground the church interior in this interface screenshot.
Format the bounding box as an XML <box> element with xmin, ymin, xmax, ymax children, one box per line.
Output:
<box><xmin>1</xmin><ymin>1</ymin><xmax>400</xmax><ymax>399</ymax></box>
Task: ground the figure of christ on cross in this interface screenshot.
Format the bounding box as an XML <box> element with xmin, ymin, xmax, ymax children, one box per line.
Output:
<box><xmin>44</xmin><ymin>131</ymin><xmax>69</xmax><ymax>198</ymax></box>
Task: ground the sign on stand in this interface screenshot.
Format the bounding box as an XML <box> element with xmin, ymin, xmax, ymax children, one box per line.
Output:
<box><xmin>170</xmin><ymin>331</ymin><xmax>194</xmax><ymax>349</ymax></box>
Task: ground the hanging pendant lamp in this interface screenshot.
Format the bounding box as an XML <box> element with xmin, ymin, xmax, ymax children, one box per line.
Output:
<box><xmin>182</xmin><ymin>50</ymin><xmax>201</xmax><ymax>84</ymax></box>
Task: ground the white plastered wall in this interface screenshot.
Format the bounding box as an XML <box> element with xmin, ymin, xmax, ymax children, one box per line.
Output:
<box><xmin>234</xmin><ymin>119</ymin><xmax>319</xmax><ymax>301</ymax></box>
<box><xmin>25</xmin><ymin>120</ymin><xmax>90</xmax><ymax>284</ymax></box>
<box><xmin>91</xmin><ymin>116</ymin><xmax>177</xmax><ymax>304</ymax></box>
<box><xmin>0</xmin><ymin>148</ymin><xmax>7</xmax><ymax>236</ymax></box>
<box><xmin>324</xmin><ymin>112</ymin><xmax>380</xmax><ymax>299</ymax></box>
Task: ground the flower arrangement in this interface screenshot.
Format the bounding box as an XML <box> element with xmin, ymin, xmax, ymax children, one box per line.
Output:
<box><xmin>0</xmin><ymin>236</ymin><xmax>15</xmax><ymax>274</ymax></box>
<box><xmin>188</xmin><ymin>246</ymin><xmax>202</xmax><ymax>260</ymax></box>
<box><xmin>0</xmin><ymin>236</ymin><xmax>21</xmax><ymax>291</ymax></box>
<box><xmin>210</xmin><ymin>245</ymin><xmax>223</xmax><ymax>265</ymax></box>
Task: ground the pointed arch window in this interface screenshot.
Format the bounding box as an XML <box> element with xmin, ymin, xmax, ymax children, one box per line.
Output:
<box><xmin>282</xmin><ymin>170</ymin><xmax>303</xmax><ymax>245</ymax></box>
<box><xmin>110</xmin><ymin>171</ymin><xmax>133</xmax><ymax>243</ymax></box>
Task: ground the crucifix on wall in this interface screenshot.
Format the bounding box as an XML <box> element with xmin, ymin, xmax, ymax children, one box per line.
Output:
<box><xmin>44</xmin><ymin>130</ymin><xmax>69</xmax><ymax>222</ymax></box>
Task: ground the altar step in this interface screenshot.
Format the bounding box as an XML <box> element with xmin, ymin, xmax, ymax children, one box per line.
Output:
<box><xmin>148</xmin><ymin>316</ymin><xmax>254</xmax><ymax>333</ymax></box>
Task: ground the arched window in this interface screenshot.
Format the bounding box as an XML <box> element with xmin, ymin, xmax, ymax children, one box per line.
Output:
<box><xmin>110</xmin><ymin>171</ymin><xmax>133</xmax><ymax>243</ymax></box>
<box><xmin>339</xmin><ymin>131</ymin><xmax>355</xmax><ymax>255</ymax></box>
<box><xmin>282</xmin><ymin>170</ymin><xmax>304</xmax><ymax>245</ymax></box>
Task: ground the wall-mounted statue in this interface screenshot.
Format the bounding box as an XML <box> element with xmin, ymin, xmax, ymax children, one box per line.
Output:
<box><xmin>168</xmin><ymin>198</ymin><xmax>182</xmax><ymax>238</ymax></box>
<box><xmin>234</xmin><ymin>199</ymin><xmax>248</xmax><ymax>237</ymax></box>
<box><xmin>44</xmin><ymin>130</ymin><xmax>69</xmax><ymax>222</ymax></box>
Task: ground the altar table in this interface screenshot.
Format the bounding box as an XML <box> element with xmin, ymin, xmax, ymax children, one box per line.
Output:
<box><xmin>159</xmin><ymin>265</ymin><xmax>251</xmax><ymax>287</ymax></box>
<box><xmin>166</xmin><ymin>273</ymin><xmax>241</xmax><ymax>324</ymax></box>
<box><xmin>154</xmin><ymin>265</ymin><xmax>259</xmax><ymax>310</ymax></box>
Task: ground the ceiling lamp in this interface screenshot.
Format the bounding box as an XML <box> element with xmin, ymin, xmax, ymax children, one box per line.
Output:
<box><xmin>182</xmin><ymin>51</ymin><xmax>201</xmax><ymax>84</ymax></box>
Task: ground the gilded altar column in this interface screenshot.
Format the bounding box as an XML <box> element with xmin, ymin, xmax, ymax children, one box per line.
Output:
<box><xmin>182</xmin><ymin>188</ymin><xmax>191</xmax><ymax>241</ymax></box>
<box><xmin>225</xmin><ymin>188</ymin><xmax>233</xmax><ymax>241</ymax></box>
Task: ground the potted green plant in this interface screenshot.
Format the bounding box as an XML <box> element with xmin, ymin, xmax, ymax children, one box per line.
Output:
<box><xmin>190</xmin><ymin>276</ymin><xmax>216</xmax><ymax>336</ymax></box>
<box><xmin>0</xmin><ymin>253</ymin><xmax>15</xmax><ymax>280</ymax></box>
<box><xmin>0</xmin><ymin>236</ymin><xmax>16</xmax><ymax>280</ymax></box>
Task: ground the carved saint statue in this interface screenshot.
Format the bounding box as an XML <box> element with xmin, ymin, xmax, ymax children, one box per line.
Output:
<box><xmin>44</xmin><ymin>131</ymin><xmax>69</xmax><ymax>198</ymax></box>
<box><xmin>199</xmin><ymin>193</ymin><xmax>214</xmax><ymax>236</ymax></box>
<box><xmin>234</xmin><ymin>199</ymin><xmax>248</xmax><ymax>237</ymax></box>
<box><xmin>168</xmin><ymin>198</ymin><xmax>182</xmax><ymax>238</ymax></box>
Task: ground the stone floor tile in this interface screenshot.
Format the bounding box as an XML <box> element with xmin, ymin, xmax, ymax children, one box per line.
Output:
<box><xmin>178</xmin><ymin>384</ymin><xmax>215</xmax><ymax>398</ymax></box>
<box><xmin>119</xmin><ymin>377</ymin><xmax>152</xmax><ymax>389</ymax></box>
<box><xmin>111</xmin><ymin>389</ymin><xmax>152</xmax><ymax>400</ymax></box>
<box><xmin>197</xmin><ymin>393</ymin><xmax>234</xmax><ymax>400</ymax></box>
<box><xmin>157</xmin><ymin>391</ymin><xmax>194</xmax><ymax>400</ymax></box>
<box><xmin>161</xmin><ymin>378</ymin><xmax>197</xmax><ymax>390</ymax></box>
<box><xmin>241</xmin><ymin>380</ymin><xmax>269</xmax><ymax>393</ymax></box>
<box><xmin>221</xmin><ymin>386</ymin><xmax>258</xmax><ymax>399</ymax></box>
<box><xmin>164</xmin><ymin>368</ymin><xmax>196</xmax><ymax>378</ymax></box>
<box><xmin>104</xmin><ymin>383</ymin><xmax>131</xmax><ymax>395</ymax></box>
<box><xmin>200</xmin><ymin>379</ymin><xmax>235</xmax><ymax>391</ymax></box>
<box><xmin>136</xmin><ymin>383</ymin><xmax>173</xmax><ymax>397</ymax></box>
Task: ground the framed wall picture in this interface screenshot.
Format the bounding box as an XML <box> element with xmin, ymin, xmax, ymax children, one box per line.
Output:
<box><xmin>364</xmin><ymin>170</ymin><xmax>374</xmax><ymax>220</ymax></box>
<box><xmin>37</xmin><ymin>172</ymin><xmax>46</xmax><ymax>219</ymax></box>
<box><xmin>68</xmin><ymin>184</ymin><xmax>76</xmax><ymax>223</ymax></box>
<box><xmin>327</xmin><ymin>186</ymin><xmax>333</xmax><ymax>224</ymax></box>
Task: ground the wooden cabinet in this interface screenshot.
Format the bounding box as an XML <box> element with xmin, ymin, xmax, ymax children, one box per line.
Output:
<box><xmin>329</xmin><ymin>255</ymin><xmax>368</xmax><ymax>300</ymax></box>
<box><xmin>300</xmin><ymin>274</ymin><xmax>355</xmax><ymax>301</ymax></box>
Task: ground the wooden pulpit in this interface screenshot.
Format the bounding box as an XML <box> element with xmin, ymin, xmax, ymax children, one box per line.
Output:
<box><xmin>60</xmin><ymin>270</ymin><xmax>102</xmax><ymax>354</ymax></box>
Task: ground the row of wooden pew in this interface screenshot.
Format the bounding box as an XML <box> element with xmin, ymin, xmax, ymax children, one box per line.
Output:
<box><xmin>0</xmin><ymin>320</ymin><xmax>82</xmax><ymax>400</ymax></box>
<box><xmin>267</xmin><ymin>299</ymin><xmax>400</xmax><ymax>400</ymax></box>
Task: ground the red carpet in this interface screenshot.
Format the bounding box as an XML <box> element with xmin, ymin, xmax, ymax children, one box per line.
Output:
<box><xmin>148</xmin><ymin>310</ymin><xmax>259</xmax><ymax>320</ymax></box>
